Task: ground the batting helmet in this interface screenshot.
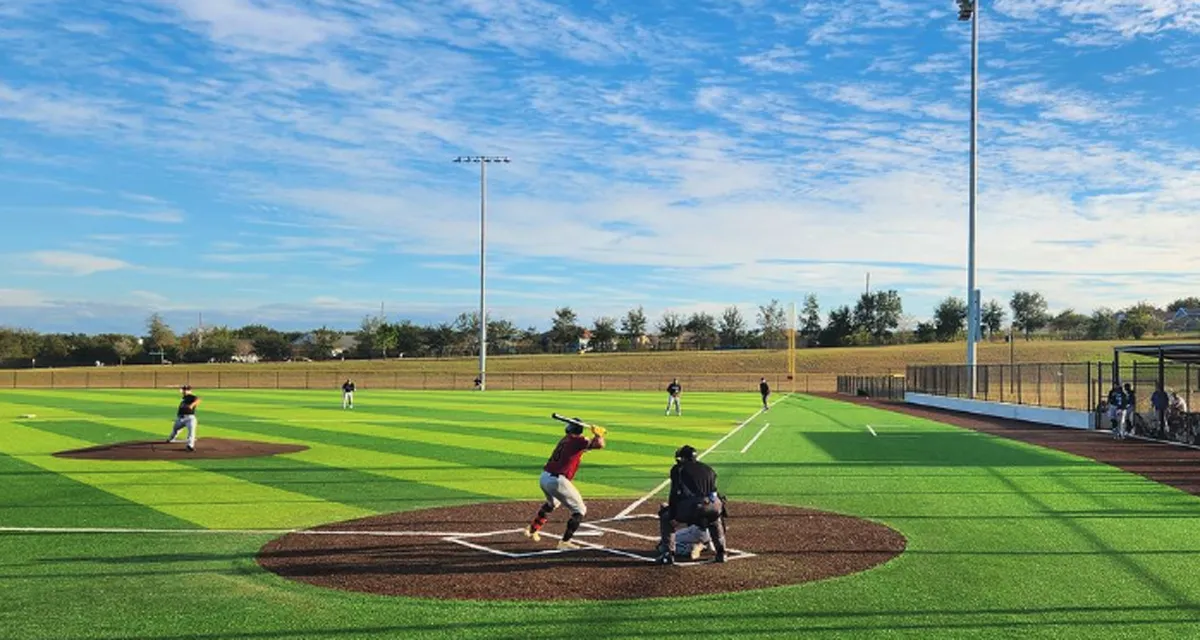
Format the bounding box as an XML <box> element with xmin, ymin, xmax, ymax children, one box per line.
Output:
<box><xmin>564</xmin><ymin>418</ymin><xmax>586</xmax><ymax>435</ymax></box>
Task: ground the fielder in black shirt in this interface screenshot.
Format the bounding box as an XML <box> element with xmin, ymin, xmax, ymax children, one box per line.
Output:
<box><xmin>342</xmin><ymin>379</ymin><xmax>355</xmax><ymax>409</ymax></box>
<box><xmin>759</xmin><ymin>378</ymin><xmax>770</xmax><ymax>410</ymax></box>
<box><xmin>656</xmin><ymin>445</ymin><xmax>727</xmax><ymax>564</ymax></box>
<box><xmin>665</xmin><ymin>378</ymin><xmax>681</xmax><ymax>416</ymax></box>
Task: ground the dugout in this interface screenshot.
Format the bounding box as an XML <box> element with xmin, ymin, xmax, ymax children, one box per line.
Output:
<box><xmin>1110</xmin><ymin>343</ymin><xmax>1199</xmax><ymax>417</ymax></box>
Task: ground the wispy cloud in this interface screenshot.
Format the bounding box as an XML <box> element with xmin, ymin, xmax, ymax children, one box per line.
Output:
<box><xmin>738</xmin><ymin>45</ymin><xmax>809</xmax><ymax>74</ymax></box>
<box><xmin>28</xmin><ymin>251</ymin><xmax>130</xmax><ymax>275</ymax></box>
<box><xmin>74</xmin><ymin>207</ymin><xmax>185</xmax><ymax>224</ymax></box>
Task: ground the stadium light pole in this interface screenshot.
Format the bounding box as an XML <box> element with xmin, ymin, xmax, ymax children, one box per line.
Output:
<box><xmin>454</xmin><ymin>155</ymin><xmax>511</xmax><ymax>392</ymax></box>
<box><xmin>959</xmin><ymin>0</ymin><xmax>980</xmax><ymax>399</ymax></box>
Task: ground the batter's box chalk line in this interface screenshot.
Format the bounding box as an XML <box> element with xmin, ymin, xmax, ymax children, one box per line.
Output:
<box><xmin>442</xmin><ymin>513</ymin><xmax>755</xmax><ymax>564</ymax></box>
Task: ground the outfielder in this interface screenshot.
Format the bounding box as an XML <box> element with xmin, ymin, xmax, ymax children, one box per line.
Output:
<box><xmin>342</xmin><ymin>379</ymin><xmax>355</xmax><ymax>409</ymax></box>
<box><xmin>166</xmin><ymin>385</ymin><xmax>200</xmax><ymax>452</ymax></box>
<box><xmin>759</xmin><ymin>378</ymin><xmax>771</xmax><ymax>410</ymax></box>
<box><xmin>665</xmin><ymin>378</ymin><xmax>682</xmax><ymax>416</ymax></box>
<box><xmin>524</xmin><ymin>415</ymin><xmax>606</xmax><ymax>549</ymax></box>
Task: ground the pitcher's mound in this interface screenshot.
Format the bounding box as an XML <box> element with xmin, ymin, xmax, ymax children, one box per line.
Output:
<box><xmin>54</xmin><ymin>438</ymin><xmax>307</xmax><ymax>460</ymax></box>
<box><xmin>258</xmin><ymin>499</ymin><xmax>906</xmax><ymax>601</ymax></box>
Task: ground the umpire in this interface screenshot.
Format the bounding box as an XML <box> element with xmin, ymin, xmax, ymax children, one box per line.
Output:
<box><xmin>656</xmin><ymin>445</ymin><xmax>728</xmax><ymax>564</ymax></box>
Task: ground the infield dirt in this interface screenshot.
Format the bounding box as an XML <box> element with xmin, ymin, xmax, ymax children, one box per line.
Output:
<box><xmin>258</xmin><ymin>499</ymin><xmax>907</xmax><ymax>601</ymax></box>
<box><xmin>53</xmin><ymin>437</ymin><xmax>308</xmax><ymax>460</ymax></box>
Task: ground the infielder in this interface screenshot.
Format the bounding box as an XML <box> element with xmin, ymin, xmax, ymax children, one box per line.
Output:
<box><xmin>657</xmin><ymin>445</ymin><xmax>727</xmax><ymax>564</ymax></box>
<box><xmin>342</xmin><ymin>379</ymin><xmax>356</xmax><ymax>409</ymax></box>
<box><xmin>665</xmin><ymin>378</ymin><xmax>682</xmax><ymax>416</ymax></box>
<box><xmin>524</xmin><ymin>416</ymin><xmax>606</xmax><ymax>549</ymax></box>
<box><xmin>167</xmin><ymin>385</ymin><xmax>200</xmax><ymax>452</ymax></box>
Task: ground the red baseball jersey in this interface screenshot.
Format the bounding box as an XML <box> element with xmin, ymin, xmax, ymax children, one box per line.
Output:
<box><xmin>543</xmin><ymin>434</ymin><xmax>600</xmax><ymax>480</ymax></box>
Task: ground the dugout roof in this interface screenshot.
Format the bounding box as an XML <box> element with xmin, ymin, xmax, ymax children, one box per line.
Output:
<box><xmin>1113</xmin><ymin>344</ymin><xmax>1200</xmax><ymax>365</ymax></box>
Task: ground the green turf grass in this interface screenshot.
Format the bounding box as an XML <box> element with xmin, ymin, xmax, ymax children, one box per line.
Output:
<box><xmin>2</xmin><ymin>390</ymin><xmax>1200</xmax><ymax>639</ymax></box>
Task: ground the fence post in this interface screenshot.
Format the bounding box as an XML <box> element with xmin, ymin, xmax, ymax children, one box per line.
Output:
<box><xmin>999</xmin><ymin>366</ymin><xmax>1005</xmax><ymax>403</ymax></box>
<box><xmin>154</xmin><ymin>370</ymin><xmax>158</xmax><ymax>389</ymax></box>
<box><xmin>1016</xmin><ymin>365</ymin><xmax>1022</xmax><ymax>405</ymax></box>
<box><xmin>393</xmin><ymin>371</ymin><xmax>399</xmax><ymax>389</ymax></box>
<box><xmin>51</xmin><ymin>371</ymin><xmax>56</xmax><ymax>388</ymax></box>
<box><xmin>422</xmin><ymin>372</ymin><xmax>427</xmax><ymax>390</ymax></box>
<box><xmin>1060</xmin><ymin>363</ymin><xmax>1065</xmax><ymax>410</ymax></box>
<box><xmin>541</xmin><ymin>374</ymin><xmax>545</xmax><ymax>391</ymax></box>
<box><xmin>275</xmin><ymin>371</ymin><xmax>280</xmax><ymax>389</ymax></box>
<box><xmin>1087</xmin><ymin>362</ymin><xmax>1093</xmax><ymax>419</ymax></box>
<box><xmin>218</xmin><ymin>371</ymin><xmax>223</xmax><ymax>389</ymax></box>
<box><xmin>306</xmin><ymin>370</ymin><xmax>310</xmax><ymax>389</ymax></box>
<box><xmin>86</xmin><ymin>371</ymin><xmax>90</xmax><ymax>388</ymax></box>
<box><xmin>570</xmin><ymin>374</ymin><xmax>574</xmax><ymax>392</ymax></box>
<box><xmin>1037</xmin><ymin>364</ymin><xmax>1042</xmax><ymax>406</ymax></box>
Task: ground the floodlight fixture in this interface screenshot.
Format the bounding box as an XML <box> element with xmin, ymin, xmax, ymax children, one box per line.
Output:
<box><xmin>957</xmin><ymin>0</ymin><xmax>974</xmax><ymax>21</ymax></box>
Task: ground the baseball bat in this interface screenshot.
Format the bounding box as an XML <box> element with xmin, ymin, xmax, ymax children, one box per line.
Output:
<box><xmin>552</xmin><ymin>413</ymin><xmax>607</xmax><ymax>436</ymax></box>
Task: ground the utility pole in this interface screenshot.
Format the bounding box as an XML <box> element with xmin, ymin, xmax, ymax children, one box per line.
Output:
<box><xmin>958</xmin><ymin>0</ymin><xmax>980</xmax><ymax>399</ymax></box>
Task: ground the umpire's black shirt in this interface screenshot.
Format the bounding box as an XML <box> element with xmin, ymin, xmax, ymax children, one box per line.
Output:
<box><xmin>668</xmin><ymin>460</ymin><xmax>719</xmax><ymax>511</ymax></box>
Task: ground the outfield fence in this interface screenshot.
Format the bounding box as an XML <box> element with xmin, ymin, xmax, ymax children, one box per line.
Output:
<box><xmin>836</xmin><ymin>375</ymin><xmax>906</xmax><ymax>400</ymax></box>
<box><xmin>0</xmin><ymin>369</ymin><xmax>838</xmax><ymax>393</ymax></box>
<box><xmin>905</xmin><ymin>362</ymin><xmax>1199</xmax><ymax>414</ymax></box>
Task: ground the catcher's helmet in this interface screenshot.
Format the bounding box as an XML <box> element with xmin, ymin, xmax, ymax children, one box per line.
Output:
<box><xmin>675</xmin><ymin>445</ymin><xmax>697</xmax><ymax>462</ymax></box>
<box><xmin>564</xmin><ymin>418</ymin><xmax>586</xmax><ymax>435</ymax></box>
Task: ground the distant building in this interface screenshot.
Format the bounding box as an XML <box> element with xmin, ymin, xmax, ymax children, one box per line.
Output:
<box><xmin>291</xmin><ymin>333</ymin><xmax>359</xmax><ymax>359</ymax></box>
<box><xmin>1167</xmin><ymin>308</ymin><xmax>1200</xmax><ymax>332</ymax></box>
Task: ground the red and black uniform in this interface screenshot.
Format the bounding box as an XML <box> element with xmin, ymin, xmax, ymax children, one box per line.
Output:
<box><xmin>544</xmin><ymin>434</ymin><xmax>599</xmax><ymax>480</ymax></box>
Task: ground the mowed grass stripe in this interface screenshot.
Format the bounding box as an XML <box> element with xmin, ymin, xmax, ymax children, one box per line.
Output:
<box><xmin>17</xmin><ymin>389</ymin><xmax>697</xmax><ymax>467</ymax></box>
<box><xmin>0</xmin><ymin>420</ymin><xmax>371</xmax><ymax>529</ymax></box>
<box><xmin>17</xmin><ymin>418</ymin><xmax>491</xmax><ymax>514</ymax></box>
<box><xmin>19</xmin><ymin>413</ymin><xmax>613</xmax><ymax>503</ymax></box>
<box><xmin>0</xmin><ymin>450</ymin><xmax>195</xmax><ymax>529</ymax></box>
<box><xmin>5</xmin><ymin>391</ymin><xmax>683</xmax><ymax>493</ymax></box>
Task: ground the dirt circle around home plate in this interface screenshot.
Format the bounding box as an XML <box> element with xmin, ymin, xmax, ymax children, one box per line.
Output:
<box><xmin>256</xmin><ymin>499</ymin><xmax>907</xmax><ymax>601</ymax></box>
<box><xmin>53</xmin><ymin>438</ymin><xmax>308</xmax><ymax>460</ymax></box>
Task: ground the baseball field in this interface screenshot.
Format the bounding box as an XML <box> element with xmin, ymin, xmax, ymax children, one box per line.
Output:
<box><xmin>2</xmin><ymin>388</ymin><xmax>1200</xmax><ymax>638</ymax></box>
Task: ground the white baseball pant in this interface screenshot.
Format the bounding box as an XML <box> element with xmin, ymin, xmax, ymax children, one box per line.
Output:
<box><xmin>539</xmin><ymin>471</ymin><xmax>586</xmax><ymax>516</ymax></box>
<box><xmin>169</xmin><ymin>415</ymin><xmax>197</xmax><ymax>448</ymax></box>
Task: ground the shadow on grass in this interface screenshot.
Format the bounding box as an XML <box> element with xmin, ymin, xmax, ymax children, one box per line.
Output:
<box><xmin>66</xmin><ymin>603</ymin><xmax>1200</xmax><ymax>640</ymax></box>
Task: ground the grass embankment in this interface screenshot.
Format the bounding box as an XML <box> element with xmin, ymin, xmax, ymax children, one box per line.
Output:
<box><xmin>26</xmin><ymin>339</ymin><xmax>1179</xmax><ymax>375</ymax></box>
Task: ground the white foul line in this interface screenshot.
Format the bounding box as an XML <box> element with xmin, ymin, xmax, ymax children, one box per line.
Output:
<box><xmin>866</xmin><ymin>425</ymin><xmax>877</xmax><ymax>437</ymax></box>
<box><xmin>614</xmin><ymin>393</ymin><xmax>791</xmax><ymax>519</ymax></box>
<box><xmin>0</xmin><ymin>526</ymin><xmax>478</xmax><ymax>538</ymax></box>
<box><xmin>740</xmin><ymin>424</ymin><xmax>770</xmax><ymax>454</ymax></box>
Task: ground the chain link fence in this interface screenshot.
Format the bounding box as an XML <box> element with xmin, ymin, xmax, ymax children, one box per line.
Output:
<box><xmin>0</xmin><ymin>369</ymin><xmax>838</xmax><ymax>394</ymax></box>
<box><xmin>905</xmin><ymin>362</ymin><xmax>1198</xmax><ymax>415</ymax></box>
<box><xmin>837</xmin><ymin>375</ymin><xmax>906</xmax><ymax>400</ymax></box>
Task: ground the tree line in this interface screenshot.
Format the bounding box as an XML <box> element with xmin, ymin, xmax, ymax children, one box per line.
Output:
<box><xmin>1</xmin><ymin>295</ymin><xmax>1196</xmax><ymax>367</ymax></box>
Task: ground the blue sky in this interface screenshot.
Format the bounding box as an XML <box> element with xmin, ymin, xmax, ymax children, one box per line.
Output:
<box><xmin>1</xmin><ymin>0</ymin><xmax>1198</xmax><ymax>334</ymax></box>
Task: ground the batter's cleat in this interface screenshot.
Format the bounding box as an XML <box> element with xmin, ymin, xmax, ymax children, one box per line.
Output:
<box><xmin>656</xmin><ymin>553</ymin><xmax>675</xmax><ymax>565</ymax></box>
<box><xmin>523</xmin><ymin>526</ymin><xmax>541</xmax><ymax>542</ymax></box>
<box><xmin>557</xmin><ymin>540</ymin><xmax>582</xmax><ymax>550</ymax></box>
<box><xmin>185</xmin><ymin>445</ymin><xmax>195</xmax><ymax>452</ymax></box>
<box><xmin>689</xmin><ymin>543</ymin><xmax>705</xmax><ymax>560</ymax></box>
<box><xmin>712</xmin><ymin>550</ymin><xmax>727</xmax><ymax>564</ymax></box>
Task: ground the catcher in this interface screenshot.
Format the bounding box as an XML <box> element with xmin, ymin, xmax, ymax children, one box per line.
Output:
<box><xmin>524</xmin><ymin>415</ymin><xmax>607</xmax><ymax>549</ymax></box>
<box><xmin>656</xmin><ymin>445</ymin><xmax>728</xmax><ymax>564</ymax></box>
